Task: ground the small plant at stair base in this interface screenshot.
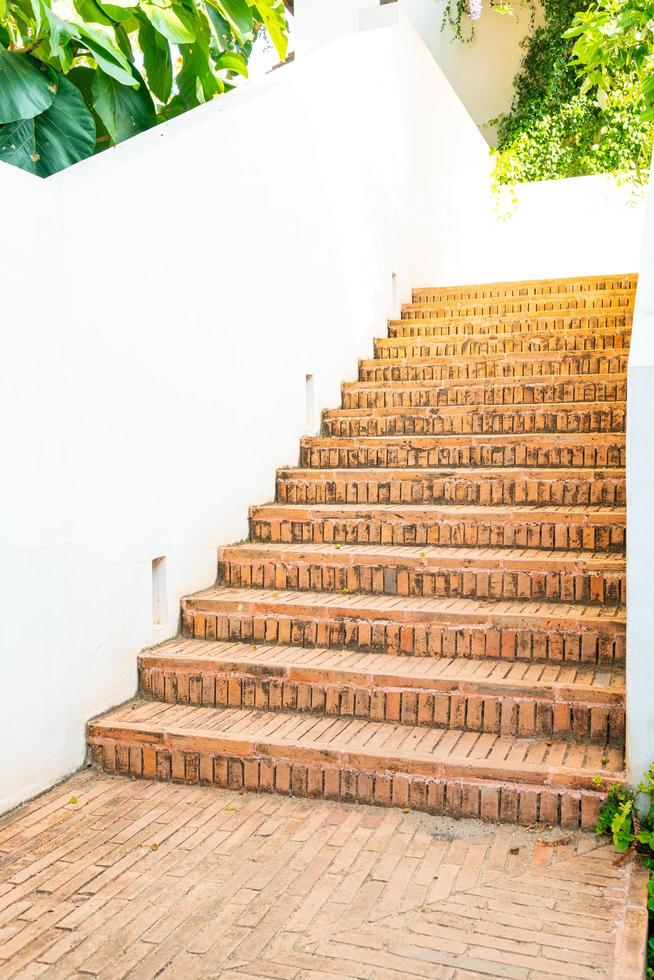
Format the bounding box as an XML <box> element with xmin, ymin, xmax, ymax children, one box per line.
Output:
<box><xmin>596</xmin><ymin>765</ymin><xmax>654</xmax><ymax>977</ymax></box>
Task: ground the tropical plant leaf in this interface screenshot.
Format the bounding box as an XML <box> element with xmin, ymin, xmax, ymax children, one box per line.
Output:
<box><xmin>92</xmin><ymin>65</ymin><xmax>155</xmax><ymax>144</ymax></box>
<box><xmin>76</xmin><ymin>23</ymin><xmax>137</xmax><ymax>87</ymax></box>
<box><xmin>0</xmin><ymin>45</ymin><xmax>55</xmax><ymax>123</ymax></box>
<box><xmin>138</xmin><ymin>14</ymin><xmax>172</xmax><ymax>102</ymax></box>
<box><xmin>254</xmin><ymin>0</ymin><xmax>287</xmax><ymax>60</ymax></box>
<box><xmin>211</xmin><ymin>0</ymin><xmax>253</xmax><ymax>42</ymax></box>
<box><xmin>40</xmin><ymin>8</ymin><xmax>80</xmax><ymax>72</ymax></box>
<box><xmin>141</xmin><ymin>1</ymin><xmax>196</xmax><ymax>43</ymax></box>
<box><xmin>214</xmin><ymin>50</ymin><xmax>247</xmax><ymax>76</ymax></box>
<box><xmin>0</xmin><ymin>74</ymin><xmax>95</xmax><ymax>176</ymax></box>
<box><xmin>204</xmin><ymin>4</ymin><xmax>232</xmax><ymax>52</ymax></box>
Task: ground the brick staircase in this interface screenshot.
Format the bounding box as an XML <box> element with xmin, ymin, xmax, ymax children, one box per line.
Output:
<box><xmin>89</xmin><ymin>273</ymin><xmax>635</xmax><ymax>830</ymax></box>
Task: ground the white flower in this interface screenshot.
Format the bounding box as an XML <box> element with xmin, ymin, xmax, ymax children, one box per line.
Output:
<box><xmin>469</xmin><ymin>0</ymin><xmax>483</xmax><ymax>20</ymax></box>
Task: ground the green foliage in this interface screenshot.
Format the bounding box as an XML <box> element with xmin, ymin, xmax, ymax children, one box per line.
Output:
<box><xmin>565</xmin><ymin>0</ymin><xmax>654</xmax><ymax>121</ymax></box>
<box><xmin>441</xmin><ymin>0</ymin><xmax>529</xmax><ymax>43</ymax></box>
<box><xmin>597</xmin><ymin>764</ymin><xmax>654</xmax><ymax>976</ymax></box>
<box><xmin>0</xmin><ymin>0</ymin><xmax>288</xmax><ymax>177</ymax></box>
<box><xmin>489</xmin><ymin>0</ymin><xmax>654</xmax><ymax>184</ymax></box>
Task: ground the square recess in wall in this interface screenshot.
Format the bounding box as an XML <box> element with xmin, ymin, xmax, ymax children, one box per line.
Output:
<box><xmin>152</xmin><ymin>556</ymin><xmax>168</xmax><ymax>627</ymax></box>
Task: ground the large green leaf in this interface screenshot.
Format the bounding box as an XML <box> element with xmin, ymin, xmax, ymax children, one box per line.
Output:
<box><xmin>253</xmin><ymin>0</ymin><xmax>287</xmax><ymax>60</ymax></box>
<box><xmin>211</xmin><ymin>0</ymin><xmax>253</xmax><ymax>42</ymax></box>
<box><xmin>40</xmin><ymin>8</ymin><xmax>80</xmax><ymax>73</ymax></box>
<box><xmin>0</xmin><ymin>75</ymin><xmax>95</xmax><ymax>176</ymax></box>
<box><xmin>138</xmin><ymin>15</ymin><xmax>172</xmax><ymax>103</ymax></box>
<box><xmin>141</xmin><ymin>1</ymin><xmax>196</xmax><ymax>43</ymax></box>
<box><xmin>177</xmin><ymin>15</ymin><xmax>222</xmax><ymax>107</ymax></box>
<box><xmin>0</xmin><ymin>45</ymin><xmax>55</xmax><ymax>123</ymax></box>
<box><xmin>214</xmin><ymin>50</ymin><xmax>248</xmax><ymax>76</ymax></box>
<box><xmin>204</xmin><ymin>4</ymin><xmax>232</xmax><ymax>53</ymax></box>
<box><xmin>92</xmin><ymin>66</ymin><xmax>155</xmax><ymax>144</ymax></box>
<box><xmin>76</xmin><ymin>23</ymin><xmax>137</xmax><ymax>86</ymax></box>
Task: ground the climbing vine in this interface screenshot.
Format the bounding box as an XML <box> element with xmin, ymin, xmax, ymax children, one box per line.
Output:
<box><xmin>441</xmin><ymin>0</ymin><xmax>530</xmax><ymax>43</ymax></box>
<box><xmin>491</xmin><ymin>0</ymin><xmax>653</xmax><ymax>184</ymax></box>
<box><xmin>442</xmin><ymin>0</ymin><xmax>654</xmax><ymax>184</ymax></box>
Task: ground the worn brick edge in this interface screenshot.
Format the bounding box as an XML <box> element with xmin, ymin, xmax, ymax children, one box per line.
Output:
<box><xmin>90</xmin><ymin>739</ymin><xmax>606</xmax><ymax>830</ymax></box>
<box><xmin>612</xmin><ymin>855</ymin><xmax>650</xmax><ymax>979</ymax></box>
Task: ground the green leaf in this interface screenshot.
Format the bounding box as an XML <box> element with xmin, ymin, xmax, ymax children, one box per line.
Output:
<box><xmin>138</xmin><ymin>15</ymin><xmax>172</xmax><ymax>103</ymax></box>
<box><xmin>0</xmin><ymin>74</ymin><xmax>95</xmax><ymax>177</ymax></box>
<box><xmin>211</xmin><ymin>0</ymin><xmax>253</xmax><ymax>42</ymax></box>
<box><xmin>253</xmin><ymin>0</ymin><xmax>287</xmax><ymax>61</ymax></box>
<box><xmin>0</xmin><ymin>45</ymin><xmax>55</xmax><ymax>123</ymax></box>
<box><xmin>214</xmin><ymin>50</ymin><xmax>248</xmax><ymax>76</ymax></box>
<box><xmin>141</xmin><ymin>1</ymin><xmax>196</xmax><ymax>43</ymax></box>
<box><xmin>77</xmin><ymin>23</ymin><xmax>137</xmax><ymax>87</ymax></box>
<box><xmin>204</xmin><ymin>5</ymin><xmax>232</xmax><ymax>52</ymax></box>
<box><xmin>611</xmin><ymin>800</ymin><xmax>635</xmax><ymax>852</ymax></box>
<box><xmin>40</xmin><ymin>8</ymin><xmax>81</xmax><ymax>72</ymax></box>
<box><xmin>177</xmin><ymin>15</ymin><xmax>222</xmax><ymax>108</ymax></box>
<box><xmin>92</xmin><ymin>66</ymin><xmax>155</xmax><ymax>144</ymax></box>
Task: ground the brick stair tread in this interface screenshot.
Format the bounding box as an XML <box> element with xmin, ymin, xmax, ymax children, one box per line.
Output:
<box><xmin>409</xmin><ymin>285</ymin><xmax>636</xmax><ymax>304</ymax></box>
<box><xmin>302</xmin><ymin>432</ymin><xmax>626</xmax><ymax>449</ymax></box>
<box><xmin>344</xmin><ymin>372</ymin><xmax>627</xmax><ymax>392</ymax></box>
<box><xmin>89</xmin><ymin>699</ymin><xmax>625</xmax><ymax>791</ymax></box>
<box><xmin>253</xmin><ymin>502</ymin><xmax>626</xmax><ymax>520</ymax></box>
<box><xmin>392</xmin><ymin>313</ymin><xmax>633</xmax><ymax>337</ymax></box>
<box><xmin>324</xmin><ymin>401</ymin><xmax>626</xmax><ymax>419</ymax></box>
<box><xmin>374</xmin><ymin>328</ymin><xmax>631</xmax><ymax>353</ymax></box>
<box><xmin>359</xmin><ymin>350</ymin><xmax>629</xmax><ymax>370</ymax></box>
<box><xmin>397</xmin><ymin>302</ymin><xmax>634</xmax><ymax>321</ymax></box>
<box><xmin>219</xmin><ymin>541</ymin><xmax>625</xmax><ymax>572</ymax></box>
<box><xmin>185</xmin><ymin>586</ymin><xmax>625</xmax><ymax>631</ymax></box>
<box><xmin>411</xmin><ymin>274</ymin><xmax>637</xmax><ymax>300</ymax></box>
<box><xmin>278</xmin><ymin>466</ymin><xmax>625</xmax><ymax>488</ymax></box>
<box><xmin>140</xmin><ymin>638</ymin><xmax>625</xmax><ymax>702</ymax></box>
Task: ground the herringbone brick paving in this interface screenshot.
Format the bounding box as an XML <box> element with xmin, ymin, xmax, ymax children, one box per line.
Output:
<box><xmin>89</xmin><ymin>274</ymin><xmax>635</xmax><ymax>829</ymax></box>
<box><xmin>0</xmin><ymin>771</ymin><xmax>647</xmax><ymax>978</ymax></box>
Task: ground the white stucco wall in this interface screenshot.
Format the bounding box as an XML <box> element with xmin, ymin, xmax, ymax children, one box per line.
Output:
<box><xmin>0</xmin><ymin>17</ymin><xmax>645</xmax><ymax>814</ymax></box>
<box><xmin>297</xmin><ymin>0</ymin><xmax>540</xmax><ymax>142</ymax></box>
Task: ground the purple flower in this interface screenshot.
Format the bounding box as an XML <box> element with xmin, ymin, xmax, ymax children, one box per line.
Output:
<box><xmin>469</xmin><ymin>0</ymin><xmax>483</xmax><ymax>20</ymax></box>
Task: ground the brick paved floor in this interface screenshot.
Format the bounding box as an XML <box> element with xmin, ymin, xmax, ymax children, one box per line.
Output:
<box><xmin>0</xmin><ymin>771</ymin><xmax>647</xmax><ymax>979</ymax></box>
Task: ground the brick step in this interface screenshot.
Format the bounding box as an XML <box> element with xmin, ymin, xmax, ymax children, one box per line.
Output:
<box><xmin>276</xmin><ymin>467</ymin><xmax>625</xmax><ymax>506</ymax></box>
<box><xmin>88</xmin><ymin>699</ymin><xmax>624</xmax><ymax>829</ymax></box>
<box><xmin>138</xmin><ymin>639</ymin><xmax>625</xmax><ymax>744</ymax></box>
<box><xmin>358</xmin><ymin>350</ymin><xmax>628</xmax><ymax>383</ymax></box>
<box><xmin>412</xmin><ymin>273</ymin><xmax>638</xmax><ymax>303</ymax></box>
<box><xmin>322</xmin><ymin>402</ymin><xmax>625</xmax><ymax>437</ymax></box>
<box><xmin>182</xmin><ymin>587</ymin><xmax>625</xmax><ymax>665</ymax></box>
<box><xmin>299</xmin><ymin>434</ymin><xmax>625</xmax><ymax>470</ymax></box>
<box><xmin>342</xmin><ymin>373</ymin><xmax>627</xmax><ymax>409</ymax></box>
<box><xmin>249</xmin><ymin>503</ymin><xmax>626</xmax><ymax>552</ymax></box>
<box><xmin>374</xmin><ymin>329</ymin><xmax>630</xmax><ymax>360</ymax></box>
<box><xmin>393</xmin><ymin>306</ymin><xmax>633</xmax><ymax>336</ymax></box>
<box><xmin>217</xmin><ymin>543</ymin><xmax>625</xmax><ymax>605</ymax></box>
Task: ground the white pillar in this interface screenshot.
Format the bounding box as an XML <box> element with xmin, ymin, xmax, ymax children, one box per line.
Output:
<box><xmin>626</xmin><ymin>157</ymin><xmax>654</xmax><ymax>785</ymax></box>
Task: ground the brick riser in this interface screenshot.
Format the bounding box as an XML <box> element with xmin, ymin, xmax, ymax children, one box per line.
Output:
<box><xmin>276</xmin><ymin>470</ymin><xmax>625</xmax><ymax>506</ymax></box>
<box><xmin>359</xmin><ymin>352</ymin><xmax>628</xmax><ymax>382</ymax></box>
<box><xmin>182</xmin><ymin>601</ymin><xmax>625</xmax><ymax>666</ymax></box>
<box><xmin>217</xmin><ymin>553</ymin><xmax>625</xmax><ymax>605</ymax></box>
<box><xmin>375</xmin><ymin>330</ymin><xmax>629</xmax><ymax>360</ymax></box>
<box><xmin>249</xmin><ymin>507</ymin><xmax>626</xmax><ymax>552</ymax></box>
<box><xmin>89</xmin><ymin>273</ymin><xmax>635</xmax><ymax>829</ymax></box>
<box><xmin>138</xmin><ymin>663</ymin><xmax>625</xmax><ymax>745</ymax></box>
<box><xmin>298</xmin><ymin>438</ymin><xmax>625</xmax><ymax>469</ymax></box>
<box><xmin>411</xmin><ymin>274</ymin><xmax>637</xmax><ymax>302</ymax></box>
<box><xmin>342</xmin><ymin>375</ymin><xmax>627</xmax><ymax>408</ymax></box>
<box><xmin>321</xmin><ymin>405</ymin><xmax>626</xmax><ymax>437</ymax></box>
<box><xmin>89</xmin><ymin>737</ymin><xmax>607</xmax><ymax>831</ymax></box>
